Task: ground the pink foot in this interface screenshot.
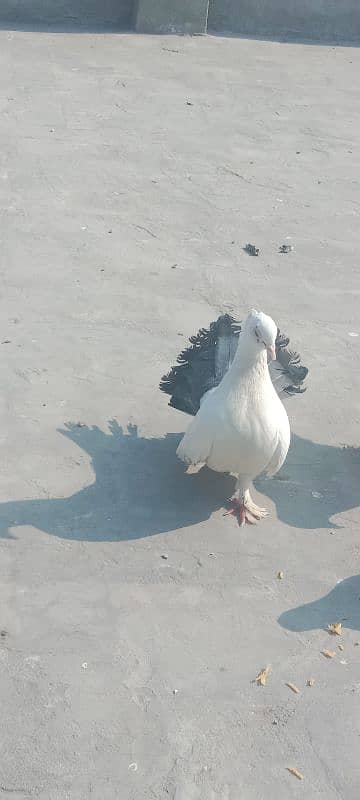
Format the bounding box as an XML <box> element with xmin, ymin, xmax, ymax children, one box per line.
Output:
<box><xmin>224</xmin><ymin>495</ymin><xmax>268</xmax><ymax>526</ymax></box>
<box><xmin>223</xmin><ymin>498</ymin><xmax>247</xmax><ymax>527</ymax></box>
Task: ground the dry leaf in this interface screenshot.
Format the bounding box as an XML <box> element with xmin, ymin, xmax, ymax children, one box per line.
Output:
<box><xmin>256</xmin><ymin>665</ymin><xmax>271</xmax><ymax>686</ymax></box>
<box><xmin>327</xmin><ymin>622</ymin><xmax>342</xmax><ymax>636</ymax></box>
<box><xmin>338</xmin><ymin>644</ymin><xmax>344</xmax><ymax>651</ymax></box>
<box><xmin>277</xmin><ymin>571</ymin><xmax>284</xmax><ymax>580</ymax></box>
<box><xmin>287</xmin><ymin>767</ymin><xmax>304</xmax><ymax>781</ymax></box>
<box><xmin>322</xmin><ymin>649</ymin><xmax>336</xmax><ymax>659</ymax></box>
<box><xmin>286</xmin><ymin>682</ymin><xmax>300</xmax><ymax>694</ymax></box>
<box><xmin>307</xmin><ymin>679</ymin><xmax>315</xmax><ymax>687</ymax></box>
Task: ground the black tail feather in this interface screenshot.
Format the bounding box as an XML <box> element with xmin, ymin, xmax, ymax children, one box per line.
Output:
<box><xmin>160</xmin><ymin>315</ymin><xmax>308</xmax><ymax>416</ymax></box>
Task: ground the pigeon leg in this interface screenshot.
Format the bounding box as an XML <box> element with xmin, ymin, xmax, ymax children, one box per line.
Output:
<box><xmin>224</xmin><ymin>484</ymin><xmax>268</xmax><ymax>526</ymax></box>
<box><xmin>224</xmin><ymin>497</ymin><xmax>256</xmax><ymax>527</ymax></box>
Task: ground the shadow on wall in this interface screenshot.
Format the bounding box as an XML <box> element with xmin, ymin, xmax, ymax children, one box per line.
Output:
<box><xmin>0</xmin><ymin>420</ymin><xmax>358</xmax><ymax>542</ymax></box>
<box><xmin>207</xmin><ymin>0</ymin><xmax>360</xmax><ymax>46</ymax></box>
<box><xmin>0</xmin><ymin>0</ymin><xmax>135</xmax><ymax>32</ymax></box>
<box><xmin>0</xmin><ymin>0</ymin><xmax>359</xmax><ymax>43</ymax></box>
<box><xmin>279</xmin><ymin>576</ymin><xmax>360</xmax><ymax>632</ymax></box>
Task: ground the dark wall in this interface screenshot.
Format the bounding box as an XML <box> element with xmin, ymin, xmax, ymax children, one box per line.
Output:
<box><xmin>208</xmin><ymin>0</ymin><xmax>360</xmax><ymax>41</ymax></box>
<box><xmin>0</xmin><ymin>0</ymin><xmax>135</xmax><ymax>29</ymax></box>
<box><xmin>2</xmin><ymin>0</ymin><xmax>359</xmax><ymax>41</ymax></box>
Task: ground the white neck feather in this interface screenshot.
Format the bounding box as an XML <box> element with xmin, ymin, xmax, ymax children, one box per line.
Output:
<box><xmin>230</xmin><ymin>331</ymin><xmax>268</xmax><ymax>377</ymax></box>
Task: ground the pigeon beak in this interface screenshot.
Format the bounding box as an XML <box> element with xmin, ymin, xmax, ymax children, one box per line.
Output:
<box><xmin>267</xmin><ymin>344</ymin><xmax>276</xmax><ymax>362</ymax></box>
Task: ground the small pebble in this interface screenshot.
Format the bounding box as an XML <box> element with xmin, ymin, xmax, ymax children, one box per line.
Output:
<box><xmin>161</xmin><ymin>554</ymin><xmax>168</xmax><ymax>560</ymax></box>
<box><xmin>244</xmin><ymin>243</ymin><xmax>260</xmax><ymax>257</ymax></box>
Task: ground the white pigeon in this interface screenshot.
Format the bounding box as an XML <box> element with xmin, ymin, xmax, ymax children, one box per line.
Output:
<box><xmin>175</xmin><ymin>309</ymin><xmax>290</xmax><ymax>525</ymax></box>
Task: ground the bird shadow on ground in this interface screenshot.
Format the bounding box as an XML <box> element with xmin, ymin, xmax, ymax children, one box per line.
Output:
<box><xmin>257</xmin><ymin>433</ymin><xmax>360</xmax><ymax>531</ymax></box>
<box><xmin>279</xmin><ymin>575</ymin><xmax>360</xmax><ymax>632</ymax></box>
<box><xmin>0</xmin><ymin>420</ymin><xmax>358</xmax><ymax>541</ymax></box>
<box><xmin>0</xmin><ymin>421</ymin><xmax>233</xmax><ymax>542</ymax></box>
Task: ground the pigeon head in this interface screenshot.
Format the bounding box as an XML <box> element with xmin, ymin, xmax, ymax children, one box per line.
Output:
<box><xmin>244</xmin><ymin>309</ymin><xmax>277</xmax><ymax>361</ymax></box>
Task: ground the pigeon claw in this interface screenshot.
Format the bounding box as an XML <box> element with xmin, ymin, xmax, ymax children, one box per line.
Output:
<box><xmin>224</xmin><ymin>495</ymin><xmax>269</xmax><ymax>526</ymax></box>
<box><xmin>244</xmin><ymin>500</ymin><xmax>269</xmax><ymax>520</ymax></box>
<box><xmin>224</xmin><ymin>498</ymin><xmax>254</xmax><ymax>527</ymax></box>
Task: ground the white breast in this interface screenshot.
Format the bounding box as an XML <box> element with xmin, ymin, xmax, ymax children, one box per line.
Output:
<box><xmin>177</xmin><ymin>331</ymin><xmax>291</xmax><ymax>482</ymax></box>
<box><xmin>207</xmin><ymin>380</ymin><xmax>287</xmax><ymax>473</ymax></box>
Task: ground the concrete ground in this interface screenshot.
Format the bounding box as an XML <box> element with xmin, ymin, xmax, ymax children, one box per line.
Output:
<box><xmin>0</xmin><ymin>27</ymin><xmax>359</xmax><ymax>800</ymax></box>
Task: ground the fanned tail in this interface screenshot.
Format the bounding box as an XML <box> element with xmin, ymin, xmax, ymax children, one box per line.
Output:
<box><xmin>270</xmin><ymin>333</ymin><xmax>309</xmax><ymax>396</ymax></box>
<box><xmin>160</xmin><ymin>314</ymin><xmax>308</xmax><ymax>416</ymax></box>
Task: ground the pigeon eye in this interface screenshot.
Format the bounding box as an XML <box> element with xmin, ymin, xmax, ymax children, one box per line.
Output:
<box><xmin>255</xmin><ymin>327</ymin><xmax>267</xmax><ymax>346</ymax></box>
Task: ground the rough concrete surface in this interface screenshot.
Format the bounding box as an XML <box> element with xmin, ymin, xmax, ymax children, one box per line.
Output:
<box><xmin>0</xmin><ymin>29</ymin><xmax>359</xmax><ymax>800</ymax></box>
